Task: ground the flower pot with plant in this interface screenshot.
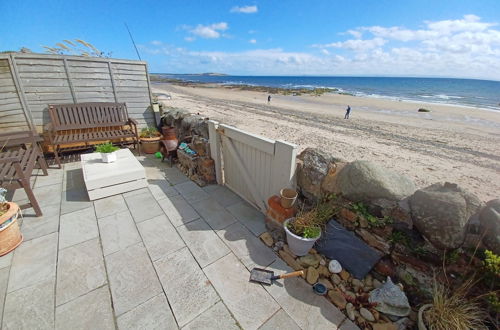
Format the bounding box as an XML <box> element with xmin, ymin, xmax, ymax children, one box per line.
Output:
<box><xmin>0</xmin><ymin>188</ymin><xmax>23</xmax><ymax>256</ymax></box>
<box><xmin>95</xmin><ymin>142</ymin><xmax>120</xmax><ymax>163</ymax></box>
<box><xmin>140</xmin><ymin>126</ymin><xmax>161</xmax><ymax>154</ymax></box>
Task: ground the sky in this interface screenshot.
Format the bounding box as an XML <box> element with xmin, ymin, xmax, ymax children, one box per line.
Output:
<box><xmin>2</xmin><ymin>0</ymin><xmax>500</xmax><ymax>80</ymax></box>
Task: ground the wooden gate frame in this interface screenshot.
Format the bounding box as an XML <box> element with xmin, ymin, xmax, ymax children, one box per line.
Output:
<box><xmin>208</xmin><ymin>120</ymin><xmax>297</xmax><ymax>213</ymax></box>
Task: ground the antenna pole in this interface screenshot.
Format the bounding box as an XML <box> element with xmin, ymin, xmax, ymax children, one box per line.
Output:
<box><xmin>125</xmin><ymin>22</ymin><xmax>141</xmax><ymax>60</ymax></box>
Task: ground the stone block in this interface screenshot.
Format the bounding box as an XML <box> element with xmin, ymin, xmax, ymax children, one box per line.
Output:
<box><xmin>59</xmin><ymin>207</ymin><xmax>99</xmax><ymax>250</ymax></box>
<box><xmin>117</xmin><ymin>293</ymin><xmax>177</xmax><ymax>330</ymax></box>
<box><xmin>98</xmin><ymin>210</ymin><xmax>142</xmax><ymax>256</ymax></box>
<box><xmin>158</xmin><ymin>195</ymin><xmax>200</xmax><ymax>227</ymax></box>
<box><xmin>124</xmin><ymin>190</ymin><xmax>164</xmax><ymax>223</ymax></box>
<box><xmin>182</xmin><ymin>301</ymin><xmax>239</xmax><ymax>330</ymax></box>
<box><xmin>137</xmin><ymin>214</ymin><xmax>185</xmax><ymax>261</ymax></box>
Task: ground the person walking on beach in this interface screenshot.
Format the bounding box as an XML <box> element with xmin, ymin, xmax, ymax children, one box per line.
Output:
<box><xmin>344</xmin><ymin>105</ymin><xmax>351</xmax><ymax>119</ymax></box>
<box><xmin>267</xmin><ymin>95</ymin><xmax>271</xmax><ymax>103</ymax></box>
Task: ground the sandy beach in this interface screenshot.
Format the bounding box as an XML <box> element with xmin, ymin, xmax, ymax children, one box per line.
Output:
<box><xmin>152</xmin><ymin>83</ymin><xmax>500</xmax><ymax>202</ymax></box>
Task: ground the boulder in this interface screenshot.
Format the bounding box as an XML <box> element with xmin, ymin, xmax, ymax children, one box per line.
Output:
<box><xmin>336</xmin><ymin>161</ymin><xmax>416</xmax><ymax>202</ymax></box>
<box><xmin>296</xmin><ymin>148</ymin><xmax>344</xmax><ymax>201</ymax></box>
<box><xmin>479</xmin><ymin>199</ymin><xmax>500</xmax><ymax>254</ymax></box>
<box><xmin>369</xmin><ymin>277</ymin><xmax>411</xmax><ymax>317</ymax></box>
<box><xmin>409</xmin><ymin>182</ymin><xmax>482</xmax><ymax>250</ymax></box>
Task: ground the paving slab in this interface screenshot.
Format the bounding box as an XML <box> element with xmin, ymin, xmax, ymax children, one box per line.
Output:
<box><xmin>264</xmin><ymin>258</ymin><xmax>347</xmax><ymax>330</ymax></box>
<box><xmin>123</xmin><ymin>187</ymin><xmax>149</xmax><ymax>198</ymax></box>
<box><xmin>105</xmin><ymin>243</ymin><xmax>163</xmax><ymax>316</ymax></box>
<box><xmin>177</xmin><ymin>219</ymin><xmax>230</xmax><ymax>268</ymax></box>
<box><xmin>0</xmin><ymin>252</ymin><xmax>12</xmax><ymax>270</ymax></box>
<box><xmin>204</xmin><ymin>253</ymin><xmax>279</xmax><ymax>330</ymax></box>
<box><xmin>158</xmin><ymin>195</ymin><xmax>200</xmax><ymax>227</ymax></box>
<box><xmin>339</xmin><ymin>319</ymin><xmax>361</xmax><ymax>330</ymax></box>
<box><xmin>117</xmin><ymin>293</ymin><xmax>178</xmax><ymax>330</ymax></box>
<box><xmin>0</xmin><ymin>267</ymin><xmax>9</xmax><ymax>323</ymax></box>
<box><xmin>94</xmin><ymin>194</ymin><xmax>128</xmax><ymax>218</ymax></box>
<box><xmin>182</xmin><ymin>301</ymin><xmax>239</xmax><ymax>330</ymax></box>
<box><xmin>3</xmin><ymin>277</ymin><xmax>55</xmax><ymax>330</ymax></box>
<box><xmin>202</xmin><ymin>185</ymin><xmax>243</xmax><ymax>207</ymax></box>
<box><xmin>59</xmin><ymin>207</ymin><xmax>98</xmax><ymax>250</ymax></box>
<box><xmin>124</xmin><ymin>190</ymin><xmax>164</xmax><ymax>223</ymax></box>
<box><xmin>20</xmin><ymin>203</ymin><xmax>60</xmax><ymax>242</ymax></box>
<box><xmin>227</xmin><ymin>201</ymin><xmax>266</xmax><ymax>236</ymax></box>
<box><xmin>148</xmin><ymin>179</ymin><xmax>179</xmax><ymax>201</ymax></box>
<box><xmin>154</xmin><ymin>247</ymin><xmax>219</xmax><ymax>327</ymax></box>
<box><xmin>56</xmin><ymin>238</ymin><xmax>107</xmax><ymax>306</ymax></box>
<box><xmin>98</xmin><ymin>210</ymin><xmax>142</xmax><ymax>256</ymax></box>
<box><xmin>144</xmin><ymin>165</ymin><xmax>166</xmax><ymax>180</ymax></box>
<box><xmin>55</xmin><ymin>286</ymin><xmax>115</xmax><ymax>330</ymax></box>
<box><xmin>137</xmin><ymin>214</ymin><xmax>185</xmax><ymax>261</ymax></box>
<box><xmin>164</xmin><ymin>166</ymin><xmax>189</xmax><ymax>185</ymax></box>
<box><xmin>216</xmin><ymin>222</ymin><xmax>276</xmax><ymax>270</ymax></box>
<box><xmin>259</xmin><ymin>309</ymin><xmax>301</xmax><ymax>330</ymax></box>
<box><xmin>12</xmin><ymin>183</ymin><xmax>63</xmax><ymax>208</ymax></box>
<box><xmin>33</xmin><ymin>169</ymin><xmax>64</xmax><ymax>188</ymax></box>
<box><xmin>60</xmin><ymin>186</ymin><xmax>93</xmax><ymax>215</ymax></box>
<box><xmin>191</xmin><ymin>197</ymin><xmax>237</xmax><ymax>230</ymax></box>
<box><xmin>174</xmin><ymin>181</ymin><xmax>210</xmax><ymax>203</ymax></box>
<box><xmin>8</xmin><ymin>232</ymin><xmax>58</xmax><ymax>292</ymax></box>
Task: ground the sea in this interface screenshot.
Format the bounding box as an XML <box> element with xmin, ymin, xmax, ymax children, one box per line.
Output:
<box><xmin>156</xmin><ymin>75</ymin><xmax>500</xmax><ymax>112</ymax></box>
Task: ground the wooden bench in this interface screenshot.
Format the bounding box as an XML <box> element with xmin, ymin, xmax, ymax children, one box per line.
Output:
<box><xmin>46</xmin><ymin>102</ymin><xmax>140</xmax><ymax>167</ymax></box>
<box><xmin>0</xmin><ymin>131</ymin><xmax>49</xmax><ymax>216</ymax></box>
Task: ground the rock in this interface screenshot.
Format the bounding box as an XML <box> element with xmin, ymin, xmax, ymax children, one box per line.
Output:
<box><xmin>318</xmin><ymin>265</ymin><xmax>330</xmax><ymax>277</ymax></box>
<box><xmin>372</xmin><ymin>323</ymin><xmax>398</xmax><ymax>330</ymax></box>
<box><xmin>356</xmin><ymin>229</ymin><xmax>391</xmax><ymax>254</ymax></box>
<box><xmin>344</xmin><ymin>290</ymin><xmax>356</xmax><ymax>300</ymax></box>
<box><xmin>319</xmin><ymin>258</ymin><xmax>326</xmax><ymax>266</ymax></box>
<box><xmin>328</xmin><ymin>289</ymin><xmax>347</xmax><ymax>309</ymax></box>
<box><xmin>279</xmin><ymin>250</ymin><xmax>302</xmax><ymax>271</ymax></box>
<box><xmin>328</xmin><ymin>260</ymin><xmax>342</xmax><ymax>273</ymax></box>
<box><xmin>409</xmin><ymin>182</ymin><xmax>482</xmax><ymax>250</ymax></box>
<box><xmin>346</xmin><ymin>303</ymin><xmax>355</xmax><ymax>320</ymax></box>
<box><xmin>298</xmin><ymin>254</ymin><xmax>321</xmax><ymax>268</ymax></box>
<box><xmin>351</xmin><ymin>278</ymin><xmax>363</xmax><ymax>289</ymax></box>
<box><xmin>369</xmin><ymin>277</ymin><xmax>411</xmax><ymax>317</ymax></box>
<box><xmin>296</xmin><ymin>148</ymin><xmax>333</xmax><ymax>200</ymax></box>
<box><xmin>338</xmin><ymin>284</ymin><xmax>347</xmax><ymax>293</ymax></box>
<box><xmin>309</xmin><ymin>248</ymin><xmax>318</xmax><ymax>254</ymax></box>
<box><xmin>360</xmin><ymin>308</ymin><xmax>375</xmax><ymax>322</ymax></box>
<box><xmin>340</xmin><ymin>208</ymin><xmax>358</xmax><ymax>222</ymax></box>
<box><xmin>318</xmin><ymin>278</ymin><xmax>334</xmax><ymax>290</ymax></box>
<box><xmin>336</xmin><ymin>161</ymin><xmax>416</xmax><ymax>202</ymax></box>
<box><xmin>364</xmin><ymin>274</ymin><xmax>373</xmax><ymax>287</ymax></box>
<box><xmin>259</xmin><ymin>232</ymin><xmax>274</xmax><ymax>247</ymax></box>
<box><xmin>359</xmin><ymin>216</ymin><xmax>369</xmax><ymax>228</ymax></box>
<box><xmin>479</xmin><ymin>199</ymin><xmax>500</xmax><ymax>254</ymax></box>
<box><xmin>372</xmin><ymin>309</ymin><xmax>380</xmax><ymax>321</ymax></box>
<box><xmin>283</xmin><ymin>244</ymin><xmax>297</xmax><ymax>259</ymax></box>
<box><xmin>275</xmin><ymin>240</ymin><xmax>285</xmax><ymax>250</ymax></box>
<box><xmin>375</xmin><ymin>258</ymin><xmax>396</xmax><ymax>277</ymax></box>
<box><xmin>331</xmin><ymin>274</ymin><xmax>342</xmax><ymax>285</ymax></box>
<box><xmin>339</xmin><ymin>269</ymin><xmax>350</xmax><ymax>281</ymax></box>
<box><xmin>306</xmin><ymin>266</ymin><xmax>319</xmax><ymax>284</ymax></box>
<box><xmin>322</xmin><ymin>162</ymin><xmax>348</xmax><ymax>194</ymax></box>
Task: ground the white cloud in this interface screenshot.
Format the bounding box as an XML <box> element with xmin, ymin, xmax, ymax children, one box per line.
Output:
<box><xmin>184</xmin><ymin>22</ymin><xmax>228</xmax><ymax>39</ymax></box>
<box><xmin>230</xmin><ymin>5</ymin><xmax>258</xmax><ymax>14</ymax></box>
<box><xmin>318</xmin><ymin>38</ymin><xmax>386</xmax><ymax>51</ymax></box>
<box><xmin>249</xmin><ymin>39</ymin><xmax>257</xmax><ymax>44</ymax></box>
<box><xmin>151</xmin><ymin>40</ymin><xmax>162</xmax><ymax>46</ymax></box>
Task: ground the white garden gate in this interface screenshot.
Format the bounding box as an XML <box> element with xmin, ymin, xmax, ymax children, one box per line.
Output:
<box><xmin>208</xmin><ymin>120</ymin><xmax>297</xmax><ymax>213</ymax></box>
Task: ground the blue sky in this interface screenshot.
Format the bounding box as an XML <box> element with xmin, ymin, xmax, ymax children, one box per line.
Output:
<box><xmin>2</xmin><ymin>1</ymin><xmax>500</xmax><ymax>80</ymax></box>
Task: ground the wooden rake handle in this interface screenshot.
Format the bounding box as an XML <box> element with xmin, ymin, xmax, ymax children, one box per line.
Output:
<box><xmin>273</xmin><ymin>270</ymin><xmax>304</xmax><ymax>280</ymax></box>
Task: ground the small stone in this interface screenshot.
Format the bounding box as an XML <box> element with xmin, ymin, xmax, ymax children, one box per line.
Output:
<box><xmin>306</xmin><ymin>266</ymin><xmax>319</xmax><ymax>284</ymax></box>
<box><xmin>339</xmin><ymin>269</ymin><xmax>350</xmax><ymax>281</ymax></box>
<box><xmin>372</xmin><ymin>309</ymin><xmax>380</xmax><ymax>321</ymax></box>
<box><xmin>259</xmin><ymin>232</ymin><xmax>274</xmax><ymax>247</ymax></box>
<box><xmin>338</xmin><ymin>284</ymin><xmax>347</xmax><ymax>293</ymax></box>
<box><xmin>309</xmin><ymin>248</ymin><xmax>318</xmax><ymax>254</ymax></box>
<box><xmin>318</xmin><ymin>278</ymin><xmax>333</xmax><ymax>290</ymax></box>
<box><xmin>328</xmin><ymin>260</ymin><xmax>342</xmax><ymax>273</ymax></box>
<box><xmin>340</xmin><ymin>208</ymin><xmax>358</xmax><ymax>222</ymax></box>
<box><xmin>373</xmin><ymin>279</ymin><xmax>382</xmax><ymax>289</ymax></box>
<box><xmin>397</xmin><ymin>283</ymin><xmax>404</xmax><ymax>291</ymax></box>
<box><xmin>274</xmin><ymin>240</ymin><xmax>285</xmax><ymax>250</ymax></box>
<box><xmin>372</xmin><ymin>323</ymin><xmax>397</xmax><ymax>330</ymax></box>
<box><xmin>298</xmin><ymin>254</ymin><xmax>321</xmax><ymax>268</ymax></box>
<box><xmin>364</xmin><ymin>274</ymin><xmax>373</xmax><ymax>287</ymax></box>
<box><xmin>328</xmin><ymin>289</ymin><xmax>347</xmax><ymax>309</ymax></box>
<box><xmin>283</xmin><ymin>244</ymin><xmax>297</xmax><ymax>259</ymax></box>
<box><xmin>346</xmin><ymin>303</ymin><xmax>355</xmax><ymax>321</ymax></box>
<box><xmin>345</xmin><ymin>290</ymin><xmax>356</xmax><ymax>300</ymax></box>
<box><xmin>318</xmin><ymin>265</ymin><xmax>330</xmax><ymax>277</ymax></box>
<box><xmin>279</xmin><ymin>250</ymin><xmax>302</xmax><ymax>271</ymax></box>
<box><xmin>319</xmin><ymin>258</ymin><xmax>326</xmax><ymax>266</ymax></box>
<box><xmin>359</xmin><ymin>216</ymin><xmax>369</xmax><ymax>228</ymax></box>
<box><xmin>360</xmin><ymin>308</ymin><xmax>375</xmax><ymax>322</ymax></box>
<box><xmin>351</xmin><ymin>278</ymin><xmax>363</xmax><ymax>289</ymax></box>
<box><xmin>331</xmin><ymin>274</ymin><xmax>342</xmax><ymax>285</ymax></box>
<box><xmin>375</xmin><ymin>259</ymin><xmax>396</xmax><ymax>277</ymax></box>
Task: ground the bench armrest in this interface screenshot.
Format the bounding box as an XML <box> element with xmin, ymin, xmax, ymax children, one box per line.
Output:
<box><xmin>128</xmin><ymin>118</ymin><xmax>139</xmax><ymax>125</ymax></box>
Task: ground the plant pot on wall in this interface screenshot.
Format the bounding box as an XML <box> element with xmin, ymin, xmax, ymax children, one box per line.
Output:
<box><xmin>280</xmin><ymin>188</ymin><xmax>297</xmax><ymax>209</ymax></box>
<box><xmin>0</xmin><ymin>202</ymin><xmax>23</xmax><ymax>256</ymax></box>
<box><xmin>284</xmin><ymin>217</ymin><xmax>321</xmax><ymax>256</ymax></box>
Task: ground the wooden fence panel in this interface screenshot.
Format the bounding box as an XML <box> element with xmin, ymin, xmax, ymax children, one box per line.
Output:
<box><xmin>0</xmin><ymin>59</ymin><xmax>29</xmax><ymax>132</ymax></box>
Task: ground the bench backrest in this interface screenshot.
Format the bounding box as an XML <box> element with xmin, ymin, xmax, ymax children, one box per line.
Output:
<box><xmin>48</xmin><ymin>102</ymin><xmax>130</xmax><ymax>131</ymax></box>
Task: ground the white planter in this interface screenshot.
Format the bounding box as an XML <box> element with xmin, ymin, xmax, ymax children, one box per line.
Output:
<box><xmin>284</xmin><ymin>218</ymin><xmax>321</xmax><ymax>256</ymax></box>
<box><xmin>101</xmin><ymin>152</ymin><xmax>117</xmax><ymax>163</ymax></box>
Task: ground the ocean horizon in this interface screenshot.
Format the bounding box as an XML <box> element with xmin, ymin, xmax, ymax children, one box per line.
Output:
<box><xmin>155</xmin><ymin>74</ymin><xmax>500</xmax><ymax>112</ymax></box>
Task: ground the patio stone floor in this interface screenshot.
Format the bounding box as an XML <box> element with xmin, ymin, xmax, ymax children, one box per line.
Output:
<box><xmin>1</xmin><ymin>154</ymin><xmax>358</xmax><ymax>330</ymax></box>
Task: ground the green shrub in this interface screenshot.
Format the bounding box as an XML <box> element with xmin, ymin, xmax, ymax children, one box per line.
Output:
<box><xmin>95</xmin><ymin>142</ymin><xmax>119</xmax><ymax>153</ymax></box>
<box><xmin>140</xmin><ymin>126</ymin><xmax>160</xmax><ymax>138</ymax></box>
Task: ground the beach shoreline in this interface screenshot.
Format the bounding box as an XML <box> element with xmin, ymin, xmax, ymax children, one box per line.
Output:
<box><xmin>152</xmin><ymin>82</ymin><xmax>500</xmax><ymax>202</ymax></box>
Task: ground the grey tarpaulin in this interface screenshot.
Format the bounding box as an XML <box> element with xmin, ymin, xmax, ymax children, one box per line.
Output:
<box><xmin>315</xmin><ymin>219</ymin><xmax>382</xmax><ymax>279</ymax></box>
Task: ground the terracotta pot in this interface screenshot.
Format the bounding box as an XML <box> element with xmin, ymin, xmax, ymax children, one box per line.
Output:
<box><xmin>280</xmin><ymin>188</ymin><xmax>298</xmax><ymax>208</ymax></box>
<box><xmin>0</xmin><ymin>202</ymin><xmax>23</xmax><ymax>256</ymax></box>
<box><xmin>140</xmin><ymin>136</ymin><xmax>161</xmax><ymax>154</ymax></box>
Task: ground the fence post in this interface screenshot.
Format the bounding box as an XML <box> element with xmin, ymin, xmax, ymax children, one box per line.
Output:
<box><xmin>107</xmin><ymin>61</ymin><xmax>118</xmax><ymax>102</ymax></box>
<box><xmin>63</xmin><ymin>58</ymin><xmax>77</xmax><ymax>103</ymax></box>
<box><xmin>8</xmin><ymin>54</ymin><xmax>35</xmax><ymax>131</ymax></box>
<box><xmin>208</xmin><ymin>120</ymin><xmax>223</xmax><ymax>184</ymax></box>
<box><xmin>272</xmin><ymin>140</ymin><xmax>298</xmax><ymax>195</ymax></box>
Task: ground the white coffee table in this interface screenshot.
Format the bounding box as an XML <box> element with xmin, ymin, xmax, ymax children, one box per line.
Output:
<box><xmin>81</xmin><ymin>148</ymin><xmax>148</xmax><ymax>200</ymax></box>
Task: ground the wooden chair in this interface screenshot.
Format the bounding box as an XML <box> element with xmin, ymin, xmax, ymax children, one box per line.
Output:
<box><xmin>0</xmin><ymin>131</ymin><xmax>49</xmax><ymax>216</ymax></box>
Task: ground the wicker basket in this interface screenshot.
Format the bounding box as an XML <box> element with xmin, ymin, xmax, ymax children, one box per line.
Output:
<box><xmin>0</xmin><ymin>202</ymin><xmax>23</xmax><ymax>256</ymax></box>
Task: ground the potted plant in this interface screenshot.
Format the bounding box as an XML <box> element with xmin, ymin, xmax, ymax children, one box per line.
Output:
<box><xmin>95</xmin><ymin>142</ymin><xmax>120</xmax><ymax>163</ymax></box>
<box><xmin>0</xmin><ymin>188</ymin><xmax>23</xmax><ymax>256</ymax></box>
<box><xmin>140</xmin><ymin>126</ymin><xmax>161</xmax><ymax>154</ymax></box>
<box><xmin>284</xmin><ymin>208</ymin><xmax>322</xmax><ymax>256</ymax></box>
